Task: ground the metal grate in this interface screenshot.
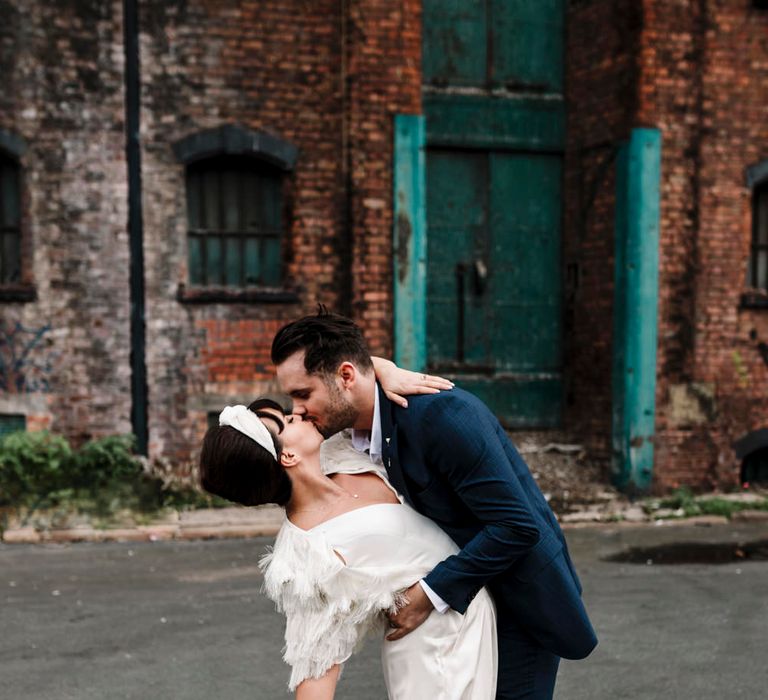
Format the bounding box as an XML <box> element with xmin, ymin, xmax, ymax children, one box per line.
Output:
<box><xmin>749</xmin><ymin>184</ymin><xmax>768</xmax><ymax>290</ymax></box>
<box><xmin>186</xmin><ymin>156</ymin><xmax>283</xmax><ymax>288</ymax></box>
<box><xmin>0</xmin><ymin>154</ymin><xmax>21</xmax><ymax>285</ymax></box>
<box><xmin>0</xmin><ymin>413</ymin><xmax>26</xmax><ymax>439</ymax></box>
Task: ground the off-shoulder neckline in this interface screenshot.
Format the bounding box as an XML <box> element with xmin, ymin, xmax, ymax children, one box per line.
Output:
<box><xmin>285</xmin><ymin>502</ymin><xmax>403</xmax><ymax>533</ymax></box>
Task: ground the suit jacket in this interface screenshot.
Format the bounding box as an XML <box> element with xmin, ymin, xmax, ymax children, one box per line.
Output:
<box><xmin>378</xmin><ymin>385</ymin><xmax>597</xmax><ymax>660</ymax></box>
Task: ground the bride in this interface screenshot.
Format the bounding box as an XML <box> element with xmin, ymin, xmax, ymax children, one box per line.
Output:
<box><xmin>199</xmin><ymin>381</ymin><xmax>497</xmax><ymax>699</ymax></box>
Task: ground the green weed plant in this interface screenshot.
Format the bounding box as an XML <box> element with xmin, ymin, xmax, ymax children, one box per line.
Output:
<box><xmin>0</xmin><ymin>431</ymin><xmax>224</xmax><ymax>528</ymax></box>
<box><xmin>657</xmin><ymin>486</ymin><xmax>768</xmax><ymax>519</ymax></box>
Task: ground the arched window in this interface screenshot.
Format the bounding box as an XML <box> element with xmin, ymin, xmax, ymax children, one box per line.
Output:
<box><xmin>742</xmin><ymin>446</ymin><xmax>768</xmax><ymax>486</ymax></box>
<box><xmin>735</xmin><ymin>428</ymin><xmax>768</xmax><ymax>486</ymax></box>
<box><xmin>0</xmin><ymin>151</ymin><xmax>21</xmax><ymax>285</ymax></box>
<box><xmin>174</xmin><ymin>125</ymin><xmax>296</xmax><ymax>291</ymax></box>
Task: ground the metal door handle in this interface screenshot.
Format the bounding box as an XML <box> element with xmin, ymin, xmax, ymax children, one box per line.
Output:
<box><xmin>473</xmin><ymin>259</ymin><xmax>488</xmax><ymax>295</ymax></box>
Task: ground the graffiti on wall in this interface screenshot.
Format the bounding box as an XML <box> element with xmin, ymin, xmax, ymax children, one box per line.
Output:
<box><xmin>0</xmin><ymin>322</ymin><xmax>55</xmax><ymax>394</ymax></box>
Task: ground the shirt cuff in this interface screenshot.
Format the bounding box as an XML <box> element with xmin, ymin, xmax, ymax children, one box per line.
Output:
<box><xmin>418</xmin><ymin>580</ymin><xmax>450</xmax><ymax>614</ymax></box>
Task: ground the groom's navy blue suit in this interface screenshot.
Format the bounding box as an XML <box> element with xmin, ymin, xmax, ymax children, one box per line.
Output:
<box><xmin>378</xmin><ymin>385</ymin><xmax>597</xmax><ymax>699</ymax></box>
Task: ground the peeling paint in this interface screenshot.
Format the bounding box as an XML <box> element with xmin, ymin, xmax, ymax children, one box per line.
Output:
<box><xmin>395</xmin><ymin>210</ymin><xmax>412</xmax><ymax>284</ymax></box>
<box><xmin>0</xmin><ymin>322</ymin><xmax>55</xmax><ymax>394</ymax></box>
<box><xmin>668</xmin><ymin>383</ymin><xmax>717</xmax><ymax>427</ymax></box>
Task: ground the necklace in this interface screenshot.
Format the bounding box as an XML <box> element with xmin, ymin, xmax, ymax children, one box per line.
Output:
<box><xmin>288</xmin><ymin>490</ymin><xmax>359</xmax><ymax>515</ymax></box>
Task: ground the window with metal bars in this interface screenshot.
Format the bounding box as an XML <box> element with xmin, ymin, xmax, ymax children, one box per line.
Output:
<box><xmin>0</xmin><ymin>152</ymin><xmax>21</xmax><ymax>285</ymax></box>
<box><xmin>0</xmin><ymin>413</ymin><xmax>25</xmax><ymax>439</ymax></box>
<box><xmin>186</xmin><ymin>156</ymin><xmax>283</xmax><ymax>288</ymax></box>
<box><xmin>749</xmin><ymin>182</ymin><xmax>768</xmax><ymax>291</ymax></box>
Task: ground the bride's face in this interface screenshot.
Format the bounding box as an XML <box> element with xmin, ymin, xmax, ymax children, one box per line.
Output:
<box><xmin>256</xmin><ymin>406</ymin><xmax>286</xmax><ymax>437</ymax></box>
<box><xmin>267</xmin><ymin>412</ymin><xmax>324</xmax><ymax>460</ymax></box>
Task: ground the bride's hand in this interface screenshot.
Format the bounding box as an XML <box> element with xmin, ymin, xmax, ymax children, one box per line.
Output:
<box><xmin>371</xmin><ymin>357</ymin><xmax>454</xmax><ymax>408</ymax></box>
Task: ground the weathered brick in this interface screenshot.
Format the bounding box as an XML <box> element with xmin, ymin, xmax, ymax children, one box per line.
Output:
<box><xmin>566</xmin><ymin>0</ymin><xmax>768</xmax><ymax>491</ymax></box>
<box><xmin>2</xmin><ymin>0</ymin><xmax>764</xmax><ymax>492</ymax></box>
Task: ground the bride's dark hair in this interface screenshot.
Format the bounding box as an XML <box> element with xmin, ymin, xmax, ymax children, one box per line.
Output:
<box><xmin>199</xmin><ymin>405</ymin><xmax>291</xmax><ymax>507</ymax></box>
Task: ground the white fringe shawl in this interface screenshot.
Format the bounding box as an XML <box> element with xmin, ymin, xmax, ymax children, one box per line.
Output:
<box><xmin>260</xmin><ymin>520</ymin><xmax>409</xmax><ymax>691</ymax></box>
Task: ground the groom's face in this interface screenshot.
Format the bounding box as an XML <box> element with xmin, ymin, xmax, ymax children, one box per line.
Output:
<box><xmin>275</xmin><ymin>351</ymin><xmax>358</xmax><ymax>438</ymax></box>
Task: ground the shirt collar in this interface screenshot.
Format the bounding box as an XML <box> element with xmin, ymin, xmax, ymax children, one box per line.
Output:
<box><xmin>350</xmin><ymin>383</ymin><xmax>382</xmax><ymax>461</ymax></box>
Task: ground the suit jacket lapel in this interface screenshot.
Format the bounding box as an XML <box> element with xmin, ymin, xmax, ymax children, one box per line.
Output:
<box><xmin>377</xmin><ymin>385</ymin><xmax>412</xmax><ymax>504</ymax></box>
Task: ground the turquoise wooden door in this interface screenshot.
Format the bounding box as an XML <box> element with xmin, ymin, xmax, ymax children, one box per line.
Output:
<box><xmin>422</xmin><ymin>0</ymin><xmax>565</xmax><ymax>427</ymax></box>
<box><xmin>426</xmin><ymin>151</ymin><xmax>563</xmax><ymax>426</ymax></box>
<box><xmin>423</xmin><ymin>0</ymin><xmax>563</xmax><ymax>91</ymax></box>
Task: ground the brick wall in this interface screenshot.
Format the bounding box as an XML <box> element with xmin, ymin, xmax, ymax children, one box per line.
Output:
<box><xmin>648</xmin><ymin>0</ymin><xmax>768</xmax><ymax>489</ymax></box>
<box><xmin>566</xmin><ymin>0</ymin><xmax>768</xmax><ymax>490</ymax></box>
<box><xmin>346</xmin><ymin>0</ymin><xmax>421</xmax><ymax>353</ymax></box>
<box><xmin>0</xmin><ymin>0</ymin><xmax>422</xmax><ymax>468</ymax></box>
<box><xmin>564</xmin><ymin>0</ymin><xmax>643</xmax><ymax>467</ymax></box>
<box><xmin>4</xmin><ymin>0</ymin><xmax>763</xmax><ymax>487</ymax></box>
<box><xmin>0</xmin><ymin>0</ymin><xmax>132</xmax><ymax>444</ymax></box>
<box><xmin>137</xmin><ymin>0</ymin><xmax>421</xmax><ymax>465</ymax></box>
<box><xmin>138</xmin><ymin>0</ymin><xmax>347</xmax><ymax>464</ymax></box>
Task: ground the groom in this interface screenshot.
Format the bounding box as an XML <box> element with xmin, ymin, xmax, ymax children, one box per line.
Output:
<box><xmin>271</xmin><ymin>311</ymin><xmax>597</xmax><ymax>700</ymax></box>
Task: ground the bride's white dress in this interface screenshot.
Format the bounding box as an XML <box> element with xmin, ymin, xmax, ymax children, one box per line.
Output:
<box><xmin>259</xmin><ymin>433</ymin><xmax>498</xmax><ymax>699</ymax></box>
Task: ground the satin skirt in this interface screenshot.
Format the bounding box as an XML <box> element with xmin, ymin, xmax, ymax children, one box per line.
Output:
<box><xmin>381</xmin><ymin>587</ymin><xmax>498</xmax><ymax>700</ymax></box>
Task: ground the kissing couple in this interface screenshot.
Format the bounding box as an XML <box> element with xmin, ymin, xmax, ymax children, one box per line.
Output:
<box><xmin>200</xmin><ymin>310</ymin><xmax>597</xmax><ymax>700</ymax></box>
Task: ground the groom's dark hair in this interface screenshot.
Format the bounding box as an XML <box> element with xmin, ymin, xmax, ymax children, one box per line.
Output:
<box><xmin>271</xmin><ymin>308</ymin><xmax>374</xmax><ymax>375</ymax></box>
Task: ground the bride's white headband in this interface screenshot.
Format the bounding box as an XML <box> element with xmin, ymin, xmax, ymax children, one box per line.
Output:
<box><xmin>219</xmin><ymin>405</ymin><xmax>278</xmax><ymax>459</ymax></box>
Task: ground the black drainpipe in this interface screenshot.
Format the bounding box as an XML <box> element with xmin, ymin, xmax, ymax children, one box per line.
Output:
<box><xmin>123</xmin><ymin>0</ymin><xmax>148</xmax><ymax>455</ymax></box>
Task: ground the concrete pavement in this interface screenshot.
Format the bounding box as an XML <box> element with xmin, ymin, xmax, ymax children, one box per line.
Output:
<box><xmin>1</xmin><ymin>521</ymin><xmax>767</xmax><ymax>699</ymax></box>
<box><xmin>1</xmin><ymin>506</ymin><xmax>286</xmax><ymax>545</ymax></box>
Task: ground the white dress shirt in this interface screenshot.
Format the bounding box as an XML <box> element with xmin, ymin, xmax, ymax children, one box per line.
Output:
<box><xmin>350</xmin><ymin>383</ymin><xmax>449</xmax><ymax>614</ymax></box>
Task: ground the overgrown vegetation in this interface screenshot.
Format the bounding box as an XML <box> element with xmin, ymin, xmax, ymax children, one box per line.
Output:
<box><xmin>0</xmin><ymin>431</ymin><xmax>225</xmax><ymax>529</ymax></box>
<box><xmin>652</xmin><ymin>486</ymin><xmax>768</xmax><ymax>519</ymax></box>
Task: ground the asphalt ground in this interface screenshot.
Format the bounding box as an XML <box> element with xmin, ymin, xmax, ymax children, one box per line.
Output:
<box><xmin>1</xmin><ymin>522</ymin><xmax>767</xmax><ymax>700</ymax></box>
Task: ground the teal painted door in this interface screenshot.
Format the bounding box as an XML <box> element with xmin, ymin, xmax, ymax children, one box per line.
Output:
<box><xmin>426</xmin><ymin>151</ymin><xmax>563</xmax><ymax>426</ymax></box>
<box><xmin>423</xmin><ymin>0</ymin><xmax>563</xmax><ymax>91</ymax></box>
<box><xmin>423</xmin><ymin>0</ymin><xmax>565</xmax><ymax>427</ymax></box>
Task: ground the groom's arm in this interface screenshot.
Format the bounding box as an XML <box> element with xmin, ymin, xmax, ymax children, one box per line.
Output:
<box><xmin>418</xmin><ymin>392</ymin><xmax>543</xmax><ymax>613</ymax></box>
<box><xmin>386</xmin><ymin>392</ymin><xmax>541</xmax><ymax>637</ymax></box>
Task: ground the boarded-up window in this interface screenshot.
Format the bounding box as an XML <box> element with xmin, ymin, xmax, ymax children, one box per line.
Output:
<box><xmin>186</xmin><ymin>156</ymin><xmax>283</xmax><ymax>288</ymax></box>
<box><xmin>423</xmin><ymin>0</ymin><xmax>564</xmax><ymax>92</ymax></box>
<box><xmin>742</xmin><ymin>446</ymin><xmax>768</xmax><ymax>485</ymax></box>
<box><xmin>0</xmin><ymin>153</ymin><xmax>21</xmax><ymax>285</ymax></box>
<box><xmin>0</xmin><ymin>413</ymin><xmax>26</xmax><ymax>439</ymax></box>
<box><xmin>749</xmin><ymin>183</ymin><xmax>768</xmax><ymax>290</ymax></box>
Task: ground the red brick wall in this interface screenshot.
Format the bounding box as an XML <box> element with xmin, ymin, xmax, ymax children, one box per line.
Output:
<box><xmin>567</xmin><ymin>0</ymin><xmax>768</xmax><ymax>490</ymax></box>
<box><xmin>8</xmin><ymin>0</ymin><xmax>762</xmax><ymax>486</ymax></box>
<box><xmin>138</xmin><ymin>0</ymin><xmax>347</xmax><ymax>462</ymax></box>
<box><xmin>0</xmin><ymin>0</ymin><xmax>422</xmax><ymax>468</ymax></box>
<box><xmin>564</xmin><ymin>0</ymin><xmax>643</xmax><ymax>468</ymax></box>
<box><xmin>0</xmin><ymin>0</ymin><xmax>132</xmax><ymax>444</ymax></box>
<box><xmin>197</xmin><ymin>319</ymin><xmax>284</xmax><ymax>386</ymax></box>
<box><xmin>137</xmin><ymin>0</ymin><xmax>422</xmax><ymax>463</ymax></box>
<box><xmin>648</xmin><ymin>0</ymin><xmax>768</xmax><ymax>489</ymax></box>
<box><xmin>346</xmin><ymin>0</ymin><xmax>422</xmax><ymax>354</ymax></box>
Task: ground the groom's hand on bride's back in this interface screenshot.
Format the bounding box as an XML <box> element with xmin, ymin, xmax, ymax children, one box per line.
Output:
<box><xmin>385</xmin><ymin>582</ymin><xmax>434</xmax><ymax>641</ymax></box>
